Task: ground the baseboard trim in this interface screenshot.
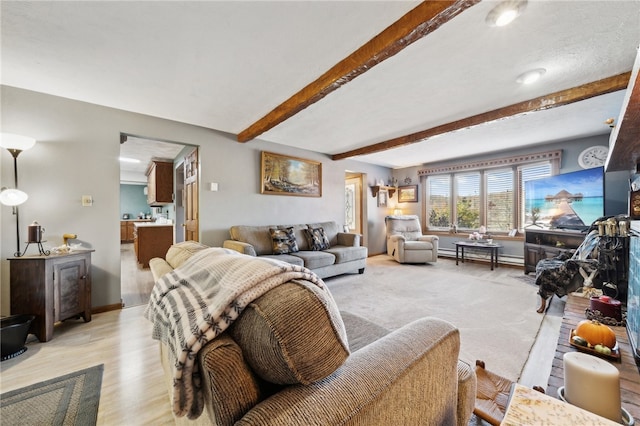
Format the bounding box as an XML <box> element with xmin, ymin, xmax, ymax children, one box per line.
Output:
<box><xmin>92</xmin><ymin>303</ymin><xmax>123</xmax><ymax>314</ymax></box>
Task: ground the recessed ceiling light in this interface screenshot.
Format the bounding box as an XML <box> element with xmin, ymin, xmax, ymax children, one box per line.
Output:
<box><xmin>119</xmin><ymin>157</ymin><xmax>140</xmax><ymax>163</ymax></box>
<box><xmin>516</xmin><ymin>68</ymin><xmax>546</xmax><ymax>84</ymax></box>
<box><xmin>486</xmin><ymin>0</ymin><xmax>528</xmax><ymax>27</ymax></box>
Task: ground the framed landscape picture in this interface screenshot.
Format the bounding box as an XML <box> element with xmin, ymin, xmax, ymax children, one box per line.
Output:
<box><xmin>260</xmin><ymin>151</ymin><xmax>322</xmax><ymax>197</ymax></box>
<box><xmin>398</xmin><ymin>185</ymin><xmax>418</xmax><ymax>202</ymax></box>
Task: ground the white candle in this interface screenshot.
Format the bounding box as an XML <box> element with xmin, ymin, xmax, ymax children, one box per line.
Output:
<box><xmin>563</xmin><ymin>352</ymin><xmax>621</xmax><ymax>423</ymax></box>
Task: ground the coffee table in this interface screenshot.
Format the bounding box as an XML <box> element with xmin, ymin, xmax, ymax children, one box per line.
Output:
<box><xmin>455</xmin><ymin>241</ymin><xmax>501</xmax><ymax>270</ymax></box>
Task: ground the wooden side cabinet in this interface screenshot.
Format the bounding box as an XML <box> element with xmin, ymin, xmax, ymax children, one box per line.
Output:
<box><xmin>9</xmin><ymin>251</ymin><xmax>93</xmax><ymax>342</ymax></box>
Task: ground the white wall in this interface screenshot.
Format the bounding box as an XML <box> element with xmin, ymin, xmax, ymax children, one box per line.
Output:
<box><xmin>1</xmin><ymin>86</ymin><xmax>392</xmax><ymax>313</ymax></box>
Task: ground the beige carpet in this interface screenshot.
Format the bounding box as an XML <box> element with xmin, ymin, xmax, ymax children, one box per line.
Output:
<box><xmin>325</xmin><ymin>255</ymin><xmax>544</xmax><ymax>382</ymax></box>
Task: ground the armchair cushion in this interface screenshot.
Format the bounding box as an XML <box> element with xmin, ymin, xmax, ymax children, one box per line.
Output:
<box><xmin>230</xmin><ymin>280</ymin><xmax>349</xmax><ymax>385</ymax></box>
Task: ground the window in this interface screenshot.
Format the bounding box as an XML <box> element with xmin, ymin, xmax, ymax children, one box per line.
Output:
<box><xmin>455</xmin><ymin>173</ymin><xmax>480</xmax><ymax>229</ymax></box>
<box><xmin>422</xmin><ymin>152</ymin><xmax>558</xmax><ymax>233</ymax></box>
<box><xmin>427</xmin><ymin>175</ymin><xmax>450</xmax><ymax>228</ymax></box>
<box><xmin>486</xmin><ymin>168</ymin><xmax>513</xmax><ymax>232</ymax></box>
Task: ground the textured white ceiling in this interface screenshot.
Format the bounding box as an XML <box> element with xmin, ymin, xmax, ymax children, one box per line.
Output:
<box><xmin>2</xmin><ymin>1</ymin><xmax>639</xmax><ymax>170</ymax></box>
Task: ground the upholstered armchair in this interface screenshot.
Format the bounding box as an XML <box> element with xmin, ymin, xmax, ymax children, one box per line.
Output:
<box><xmin>385</xmin><ymin>215</ymin><xmax>439</xmax><ymax>264</ymax></box>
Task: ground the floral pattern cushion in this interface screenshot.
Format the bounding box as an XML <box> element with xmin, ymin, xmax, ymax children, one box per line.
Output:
<box><xmin>269</xmin><ymin>227</ymin><xmax>299</xmax><ymax>254</ymax></box>
<box><xmin>304</xmin><ymin>227</ymin><xmax>330</xmax><ymax>251</ymax></box>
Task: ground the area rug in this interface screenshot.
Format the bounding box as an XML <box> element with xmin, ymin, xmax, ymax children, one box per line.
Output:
<box><xmin>326</xmin><ymin>256</ymin><xmax>545</xmax><ymax>382</ymax></box>
<box><xmin>0</xmin><ymin>364</ymin><xmax>103</xmax><ymax>426</ymax></box>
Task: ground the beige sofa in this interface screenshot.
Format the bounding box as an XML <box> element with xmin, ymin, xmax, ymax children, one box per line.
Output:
<box><xmin>149</xmin><ymin>242</ymin><xmax>477</xmax><ymax>426</ymax></box>
<box><xmin>222</xmin><ymin>221</ymin><xmax>367</xmax><ymax>279</ymax></box>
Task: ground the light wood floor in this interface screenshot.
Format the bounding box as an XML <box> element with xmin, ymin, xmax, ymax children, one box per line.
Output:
<box><xmin>120</xmin><ymin>243</ymin><xmax>154</xmax><ymax>308</ymax></box>
<box><xmin>0</xmin><ymin>256</ymin><xmax>563</xmax><ymax>425</ymax></box>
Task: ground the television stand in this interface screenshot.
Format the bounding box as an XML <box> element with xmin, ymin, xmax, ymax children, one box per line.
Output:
<box><xmin>524</xmin><ymin>228</ymin><xmax>585</xmax><ymax>274</ymax></box>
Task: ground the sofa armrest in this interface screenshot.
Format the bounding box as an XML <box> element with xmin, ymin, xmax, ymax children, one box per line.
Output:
<box><xmin>149</xmin><ymin>257</ymin><xmax>174</xmax><ymax>281</ymax></box>
<box><xmin>223</xmin><ymin>240</ymin><xmax>257</xmax><ymax>257</ymax></box>
<box><xmin>336</xmin><ymin>232</ymin><xmax>361</xmax><ymax>247</ymax></box>
<box><xmin>237</xmin><ymin>317</ymin><xmax>472</xmax><ymax>426</ymax></box>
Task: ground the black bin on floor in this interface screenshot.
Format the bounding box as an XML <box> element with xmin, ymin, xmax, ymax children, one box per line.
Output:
<box><xmin>1</xmin><ymin>314</ymin><xmax>35</xmax><ymax>361</ymax></box>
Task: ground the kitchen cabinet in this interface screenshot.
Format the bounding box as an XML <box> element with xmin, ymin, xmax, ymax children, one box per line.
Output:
<box><xmin>9</xmin><ymin>251</ymin><xmax>93</xmax><ymax>342</ymax></box>
<box><xmin>121</xmin><ymin>219</ymin><xmax>153</xmax><ymax>243</ymax></box>
<box><xmin>134</xmin><ymin>223</ymin><xmax>173</xmax><ymax>268</ymax></box>
<box><xmin>524</xmin><ymin>228</ymin><xmax>585</xmax><ymax>274</ymax></box>
<box><xmin>146</xmin><ymin>160</ymin><xmax>174</xmax><ymax>205</ymax></box>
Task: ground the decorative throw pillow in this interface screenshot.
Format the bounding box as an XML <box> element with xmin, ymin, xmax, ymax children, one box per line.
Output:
<box><xmin>269</xmin><ymin>227</ymin><xmax>299</xmax><ymax>254</ymax></box>
<box><xmin>304</xmin><ymin>227</ymin><xmax>330</xmax><ymax>251</ymax></box>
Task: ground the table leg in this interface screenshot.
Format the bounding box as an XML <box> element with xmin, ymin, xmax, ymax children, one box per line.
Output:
<box><xmin>456</xmin><ymin>245</ymin><xmax>459</xmax><ymax>265</ymax></box>
<box><xmin>491</xmin><ymin>248</ymin><xmax>494</xmax><ymax>271</ymax></box>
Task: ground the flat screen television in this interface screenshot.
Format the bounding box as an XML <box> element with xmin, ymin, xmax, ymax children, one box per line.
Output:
<box><xmin>524</xmin><ymin>167</ymin><xmax>605</xmax><ymax>231</ymax></box>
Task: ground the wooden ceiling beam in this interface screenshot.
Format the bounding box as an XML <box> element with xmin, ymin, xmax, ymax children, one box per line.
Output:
<box><xmin>332</xmin><ymin>72</ymin><xmax>632</xmax><ymax>161</ymax></box>
<box><xmin>237</xmin><ymin>0</ymin><xmax>481</xmax><ymax>143</ymax></box>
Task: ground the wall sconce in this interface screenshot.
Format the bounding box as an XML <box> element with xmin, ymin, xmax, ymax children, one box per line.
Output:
<box><xmin>0</xmin><ymin>133</ymin><xmax>37</xmax><ymax>257</ymax></box>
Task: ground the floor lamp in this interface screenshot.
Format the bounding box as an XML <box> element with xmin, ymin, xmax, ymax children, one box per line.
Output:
<box><xmin>0</xmin><ymin>133</ymin><xmax>36</xmax><ymax>257</ymax></box>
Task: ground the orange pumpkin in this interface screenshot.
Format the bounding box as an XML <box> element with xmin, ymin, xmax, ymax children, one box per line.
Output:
<box><xmin>575</xmin><ymin>320</ymin><xmax>616</xmax><ymax>349</ymax></box>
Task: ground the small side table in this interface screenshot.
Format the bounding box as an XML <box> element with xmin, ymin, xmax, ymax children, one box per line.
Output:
<box><xmin>9</xmin><ymin>250</ymin><xmax>93</xmax><ymax>342</ymax></box>
<box><xmin>455</xmin><ymin>241</ymin><xmax>501</xmax><ymax>270</ymax></box>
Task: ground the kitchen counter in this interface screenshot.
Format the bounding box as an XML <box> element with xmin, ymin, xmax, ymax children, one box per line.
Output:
<box><xmin>133</xmin><ymin>221</ymin><xmax>173</xmax><ymax>227</ymax></box>
<box><xmin>121</xmin><ymin>219</ymin><xmax>154</xmax><ymax>243</ymax></box>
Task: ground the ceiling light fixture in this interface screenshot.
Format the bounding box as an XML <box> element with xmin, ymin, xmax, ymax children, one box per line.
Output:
<box><xmin>486</xmin><ymin>0</ymin><xmax>528</xmax><ymax>27</ymax></box>
<box><xmin>516</xmin><ymin>68</ymin><xmax>546</xmax><ymax>84</ymax></box>
<box><xmin>119</xmin><ymin>157</ymin><xmax>140</xmax><ymax>163</ymax></box>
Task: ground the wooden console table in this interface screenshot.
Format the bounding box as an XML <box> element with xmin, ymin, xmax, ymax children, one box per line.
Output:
<box><xmin>547</xmin><ymin>294</ymin><xmax>640</xmax><ymax>420</ymax></box>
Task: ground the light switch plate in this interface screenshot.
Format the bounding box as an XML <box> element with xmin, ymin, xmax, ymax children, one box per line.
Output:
<box><xmin>82</xmin><ymin>195</ymin><xmax>93</xmax><ymax>207</ymax></box>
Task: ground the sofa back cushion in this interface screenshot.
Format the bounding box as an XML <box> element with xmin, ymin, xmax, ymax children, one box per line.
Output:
<box><xmin>230</xmin><ymin>280</ymin><xmax>349</xmax><ymax>385</ymax></box>
<box><xmin>165</xmin><ymin>241</ymin><xmax>210</xmax><ymax>269</ymax></box>
<box><xmin>307</xmin><ymin>221</ymin><xmax>341</xmax><ymax>246</ymax></box>
<box><xmin>229</xmin><ymin>226</ymin><xmax>276</xmax><ymax>256</ymax></box>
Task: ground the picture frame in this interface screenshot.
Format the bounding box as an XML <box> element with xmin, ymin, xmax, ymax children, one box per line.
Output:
<box><xmin>261</xmin><ymin>151</ymin><xmax>322</xmax><ymax>197</ymax></box>
<box><xmin>397</xmin><ymin>185</ymin><xmax>418</xmax><ymax>203</ymax></box>
<box><xmin>377</xmin><ymin>189</ymin><xmax>388</xmax><ymax>207</ymax></box>
<box><xmin>508</xmin><ymin>228</ymin><xmax>518</xmax><ymax>237</ymax></box>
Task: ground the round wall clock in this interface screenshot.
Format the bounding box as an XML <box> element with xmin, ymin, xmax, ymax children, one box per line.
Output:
<box><xmin>578</xmin><ymin>145</ymin><xmax>609</xmax><ymax>169</ymax></box>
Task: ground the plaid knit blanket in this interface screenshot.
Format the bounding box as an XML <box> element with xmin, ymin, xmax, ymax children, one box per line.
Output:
<box><xmin>144</xmin><ymin>247</ymin><xmax>323</xmax><ymax>419</ymax></box>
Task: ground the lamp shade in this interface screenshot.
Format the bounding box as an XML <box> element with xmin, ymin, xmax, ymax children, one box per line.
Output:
<box><xmin>0</xmin><ymin>188</ymin><xmax>28</xmax><ymax>206</ymax></box>
<box><xmin>0</xmin><ymin>133</ymin><xmax>36</xmax><ymax>151</ymax></box>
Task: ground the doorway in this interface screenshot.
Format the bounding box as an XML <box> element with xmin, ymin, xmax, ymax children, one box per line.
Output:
<box><xmin>119</xmin><ymin>135</ymin><xmax>198</xmax><ymax>308</ymax></box>
<box><xmin>345</xmin><ymin>172</ymin><xmax>365</xmax><ymax>244</ymax></box>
